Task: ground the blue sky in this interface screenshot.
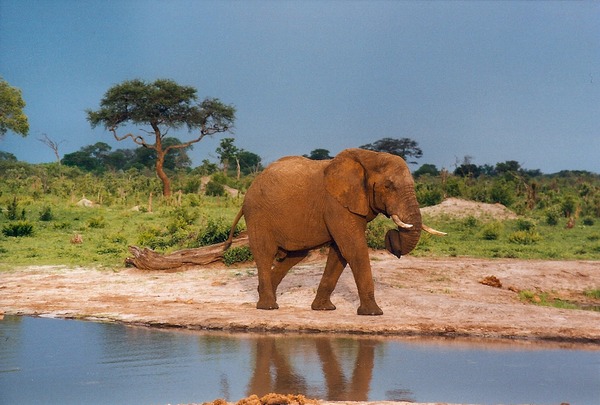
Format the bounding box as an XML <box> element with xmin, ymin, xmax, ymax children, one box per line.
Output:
<box><xmin>1</xmin><ymin>0</ymin><xmax>598</xmax><ymax>173</ymax></box>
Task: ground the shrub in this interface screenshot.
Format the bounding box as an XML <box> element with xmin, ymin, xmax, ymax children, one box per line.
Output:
<box><xmin>197</xmin><ymin>217</ymin><xmax>234</xmax><ymax>246</ymax></box>
<box><xmin>561</xmin><ymin>195</ymin><xmax>578</xmax><ymax>217</ymax></box>
<box><xmin>515</xmin><ymin>218</ymin><xmax>536</xmax><ymax>231</ymax></box>
<box><xmin>490</xmin><ymin>180</ymin><xmax>515</xmax><ymax>207</ymax></box>
<box><xmin>223</xmin><ymin>246</ymin><xmax>253</xmax><ymax>266</ymax></box>
<box><xmin>462</xmin><ymin>216</ymin><xmax>479</xmax><ymax>228</ymax></box>
<box><xmin>481</xmin><ymin>221</ymin><xmax>503</xmax><ymax>240</ymax></box>
<box><xmin>582</xmin><ymin>217</ymin><xmax>595</xmax><ymax>226</ymax></box>
<box><xmin>416</xmin><ymin>184</ymin><xmax>443</xmax><ymax>207</ymax></box>
<box><xmin>87</xmin><ymin>216</ymin><xmax>106</xmax><ymax>229</ymax></box>
<box><xmin>39</xmin><ymin>206</ymin><xmax>54</xmax><ymax>221</ymax></box>
<box><xmin>545</xmin><ymin>207</ymin><xmax>560</xmax><ymax>226</ymax></box>
<box><xmin>205</xmin><ymin>180</ymin><xmax>226</xmax><ymax>197</ymax></box>
<box><xmin>509</xmin><ymin>230</ymin><xmax>541</xmax><ymax>245</ymax></box>
<box><xmin>366</xmin><ymin>217</ymin><xmax>391</xmax><ymax>249</ymax></box>
<box><xmin>5</xmin><ymin>197</ymin><xmax>26</xmax><ymax>220</ymax></box>
<box><xmin>2</xmin><ymin>220</ymin><xmax>34</xmax><ymax>237</ymax></box>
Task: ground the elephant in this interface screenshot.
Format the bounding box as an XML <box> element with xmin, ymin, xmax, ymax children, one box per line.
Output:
<box><xmin>226</xmin><ymin>148</ymin><xmax>445</xmax><ymax>315</ymax></box>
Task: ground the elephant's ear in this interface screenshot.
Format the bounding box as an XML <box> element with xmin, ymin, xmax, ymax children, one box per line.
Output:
<box><xmin>324</xmin><ymin>151</ymin><xmax>370</xmax><ymax>216</ymax></box>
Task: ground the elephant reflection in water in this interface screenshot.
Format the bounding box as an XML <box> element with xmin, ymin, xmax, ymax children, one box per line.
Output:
<box><xmin>246</xmin><ymin>337</ymin><xmax>413</xmax><ymax>401</ymax></box>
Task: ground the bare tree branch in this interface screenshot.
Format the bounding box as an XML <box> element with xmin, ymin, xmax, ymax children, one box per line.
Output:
<box><xmin>37</xmin><ymin>133</ymin><xmax>65</xmax><ymax>163</ymax></box>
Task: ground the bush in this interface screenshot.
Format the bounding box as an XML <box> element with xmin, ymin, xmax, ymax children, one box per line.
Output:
<box><xmin>462</xmin><ymin>215</ymin><xmax>479</xmax><ymax>228</ymax></box>
<box><xmin>87</xmin><ymin>216</ymin><xmax>106</xmax><ymax>229</ymax></box>
<box><xmin>509</xmin><ymin>230</ymin><xmax>541</xmax><ymax>245</ymax></box>
<box><xmin>481</xmin><ymin>221</ymin><xmax>503</xmax><ymax>240</ymax></box>
<box><xmin>39</xmin><ymin>206</ymin><xmax>54</xmax><ymax>221</ymax></box>
<box><xmin>490</xmin><ymin>180</ymin><xmax>515</xmax><ymax>207</ymax></box>
<box><xmin>205</xmin><ymin>181</ymin><xmax>226</xmax><ymax>197</ymax></box>
<box><xmin>582</xmin><ymin>217</ymin><xmax>595</xmax><ymax>226</ymax></box>
<box><xmin>416</xmin><ymin>184</ymin><xmax>444</xmax><ymax>207</ymax></box>
<box><xmin>197</xmin><ymin>217</ymin><xmax>234</xmax><ymax>246</ymax></box>
<box><xmin>545</xmin><ymin>207</ymin><xmax>561</xmax><ymax>226</ymax></box>
<box><xmin>223</xmin><ymin>246</ymin><xmax>253</xmax><ymax>266</ymax></box>
<box><xmin>2</xmin><ymin>220</ymin><xmax>34</xmax><ymax>237</ymax></box>
<box><xmin>366</xmin><ymin>217</ymin><xmax>392</xmax><ymax>249</ymax></box>
<box><xmin>5</xmin><ymin>197</ymin><xmax>26</xmax><ymax>220</ymax></box>
<box><xmin>515</xmin><ymin>218</ymin><xmax>536</xmax><ymax>231</ymax></box>
<box><xmin>561</xmin><ymin>195</ymin><xmax>578</xmax><ymax>217</ymax></box>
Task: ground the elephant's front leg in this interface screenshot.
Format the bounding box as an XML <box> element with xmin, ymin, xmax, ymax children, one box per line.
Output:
<box><xmin>330</xmin><ymin>223</ymin><xmax>383</xmax><ymax>315</ymax></box>
<box><xmin>349</xmin><ymin>254</ymin><xmax>383</xmax><ymax>316</ymax></box>
<box><xmin>312</xmin><ymin>244</ymin><xmax>347</xmax><ymax>311</ymax></box>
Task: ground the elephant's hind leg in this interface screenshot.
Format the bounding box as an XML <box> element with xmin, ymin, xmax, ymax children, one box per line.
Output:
<box><xmin>271</xmin><ymin>249</ymin><xmax>309</xmax><ymax>296</ymax></box>
<box><xmin>312</xmin><ymin>244</ymin><xmax>347</xmax><ymax>311</ymax></box>
<box><xmin>252</xmin><ymin>239</ymin><xmax>280</xmax><ymax>310</ymax></box>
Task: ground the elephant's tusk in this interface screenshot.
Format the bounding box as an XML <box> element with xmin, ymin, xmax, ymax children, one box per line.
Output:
<box><xmin>422</xmin><ymin>224</ymin><xmax>447</xmax><ymax>236</ymax></box>
<box><xmin>391</xmin><ymin>214</ymin><xmax>413</xmax><ymax>229</ymax></box>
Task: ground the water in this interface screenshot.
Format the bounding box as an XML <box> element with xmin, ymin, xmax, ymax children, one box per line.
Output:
<box><xmin>0</xmin><ymin>315</ymin><xmax>598</xmax><ymax>405</ymax></box>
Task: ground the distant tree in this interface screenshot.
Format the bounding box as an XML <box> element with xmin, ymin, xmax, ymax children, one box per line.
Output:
<box><xmin>87</xmin><ymin>79</ymin><xmax>235</xmax><ymax>197</ymax></box>
<box><xmin>37</xmin><ymin>133</ymin><xmax>64</xmax><ymax>164</ymax></box>
<box><xmin>238</xmin><ymin>150</ymin><xmax>262</xmax><ymax>175</ymax></box>
<box><xmin>216</xmin><ymin>138</ymin><xmax>239</xmax><ymax>175</ymax></box>
<box><xmin>360</xmin><ymin>137</ymin><xmax>423</xmax><ymax>164</ymax></box>
<box><xmin>454</xmin><ymin>163</ymin><xmax>482</xmax><ymax>178</ymax></box>
<box><xmin>414</xmin><ymin>163</ymin><xmax>439</xmax><ymax>178</ymax></box>
<box><xmin>192</xmin><ymin>159</ymin><xmax>219</xmax><ymax>176</ymax></box>
<box><xmin>62</xmin><ymin>142</ymin><xmax>112</xmax><ymax>172</ymax></box>
<box><xmin>0</xmin><ymin>151</ymin><xmax>17</xmax><ymax>161</ymax></box>
<box><xmin>495</xmin><ymin>160</ymin><xmax>522</xmax><ymax>176</ymax></box>
<box><xmin>104</xmin><ymin>148</ymin><xmax>137</xmax><ymax>171</ymax></box>
<box><xmin>305</xmin><ymin>148</ymin><xmax>332</xmax><ymax>160</ymax></box>
<box><xmin>0</xmin><ymin>77</ymin><xmax>29</xmax><ymax>138</ymax></box>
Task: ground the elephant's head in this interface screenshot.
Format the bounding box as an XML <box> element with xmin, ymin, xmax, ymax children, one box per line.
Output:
<box><xmin>325</xmin><ymin>148</ymin><xmax>444</xmax><ymax>257</ymax></box>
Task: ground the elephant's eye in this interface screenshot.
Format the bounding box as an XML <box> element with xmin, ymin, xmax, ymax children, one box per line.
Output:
<box><xmin>383</xmin><ymin>179</ymin><xmax>395</xmax><ymax>190</ymax></box>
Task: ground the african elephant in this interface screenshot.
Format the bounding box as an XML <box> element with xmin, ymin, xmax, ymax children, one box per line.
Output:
<box><xmin>226</xmin><ymin>148</ymin><xmax>444</xmax><ymax>315</ymax></box>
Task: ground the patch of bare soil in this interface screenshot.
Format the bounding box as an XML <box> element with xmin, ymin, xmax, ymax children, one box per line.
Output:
<box><xmin>421</xmin><ymin>197</ymin><xmax>518</xmax><ymax>220</ymax></box>
<box><xmin>1</xmin><ymin>253</ymin><xmax>599</xmax><ymax>344</ymax></box>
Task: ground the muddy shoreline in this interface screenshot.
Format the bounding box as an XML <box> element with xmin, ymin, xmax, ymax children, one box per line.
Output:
<box><xmin>1</xmin><ymin>254</ymin><xmax>599</xmax><ymax>346</ymax></box>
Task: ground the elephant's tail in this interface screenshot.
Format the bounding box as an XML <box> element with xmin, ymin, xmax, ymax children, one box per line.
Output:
<box><xmin>224</xmin><ymin>208</ymin><xmax>244</xmax><ymax>251</ymax></box>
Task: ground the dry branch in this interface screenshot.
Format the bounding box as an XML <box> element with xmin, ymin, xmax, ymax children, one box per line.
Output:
<box><xmin>126</xmin><ymin>232</ymin><xmax>249</xmax><ymax>271</ymax></box>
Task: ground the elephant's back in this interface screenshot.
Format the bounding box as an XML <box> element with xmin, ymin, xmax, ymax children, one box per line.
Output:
<box><xmin>250</xmin><ymin>156</ymin><xmax>327</xmax><ymax>195</ymax></box>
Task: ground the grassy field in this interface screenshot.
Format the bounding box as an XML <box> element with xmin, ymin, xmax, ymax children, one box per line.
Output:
<box><xmin>1</xmin><ymin>193</ymin><xmax>599</xmax><ymax>272</ymax></box>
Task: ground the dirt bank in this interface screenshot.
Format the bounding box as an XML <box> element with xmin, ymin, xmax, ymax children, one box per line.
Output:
<box><xmin>1</xmin><ymin>253</ymin><xmax>599</xmax><ymax>344</ymax></box>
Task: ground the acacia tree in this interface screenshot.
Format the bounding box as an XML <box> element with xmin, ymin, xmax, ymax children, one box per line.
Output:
<box><xmin>87</xmin><ymin>79</ymin><xmax>235</xmax><ymax>196</ymax></box>
<box><xmin>360</xmin><ymin>137</ymin><xmax>423</xmax><ymax>165</ymax></box>
<box><xmin>0</xmin><ymin>77</ymin><xmax>29</xmax><ymax>138</ymax></box>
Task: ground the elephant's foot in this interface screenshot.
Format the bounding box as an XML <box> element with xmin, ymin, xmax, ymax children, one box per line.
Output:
<box><xmin>357</xmin><ymin>303</ymin><xmax>383</xmax><ymax>316</ymax></box>
<box><xmin>311</xmin><ymin>298</ymin><xmax>336</xmax><ymax>311</ymax></box>
<box><xmin>256</xmin><ymin>299</ymin><xmax>279</xmax><ymax>310</ymax></box>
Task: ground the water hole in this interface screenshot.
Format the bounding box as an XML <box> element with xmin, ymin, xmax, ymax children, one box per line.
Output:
<box><xmin>0</xmin><ymin>315</ymin><xmax>598</xmax><ymax>404</ymax></box>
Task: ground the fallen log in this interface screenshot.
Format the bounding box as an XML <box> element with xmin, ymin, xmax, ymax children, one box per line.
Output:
<box><xmin>125</xmin><ymin>232</ymin><xmax>249</xmax><ymax>271</ymax></box>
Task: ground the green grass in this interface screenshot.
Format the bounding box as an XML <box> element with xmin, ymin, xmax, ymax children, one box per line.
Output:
<box><xmin>1</xmin><ymin>194</ymin><xmax>599</xmax><ymax>270</ymax></box>
<box><xmin>0</xmin><ymin>195</ymin><xmax>242</xmax><ymax>270</ymax></box>
<box><xmin>413</xmin><ymin>214</ymin><xmax>600</xmax><ymax>260</ymax></box>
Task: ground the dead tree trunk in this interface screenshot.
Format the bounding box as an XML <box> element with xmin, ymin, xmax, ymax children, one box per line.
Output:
<box><xmin>126</xmin><ymin>233</ymin><xmax>249</xmax><ymax>271</ymax></box>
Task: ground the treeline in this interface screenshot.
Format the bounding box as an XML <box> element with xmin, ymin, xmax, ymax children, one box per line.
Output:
<box><xmin>1</xmin><ymin>140</ymin><xmax>599</xmax><ymax>223</ymax></box>
<box><xmin>0</xmin><ymin>157</ymin><xmax>598</xmax><ymax>224</ymax></box>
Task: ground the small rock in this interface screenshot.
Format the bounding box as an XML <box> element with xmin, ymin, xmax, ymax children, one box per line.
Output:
<box><xmin>480</xmin><ymin>275</ymin><xmax>502</xmax><ymax>288</ymax></box>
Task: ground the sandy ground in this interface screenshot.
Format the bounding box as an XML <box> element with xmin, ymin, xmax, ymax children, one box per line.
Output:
<box><xmin>1</xmin><ymin>252</ymin><xmax>599</xmax><ymax>345</ymax></box>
